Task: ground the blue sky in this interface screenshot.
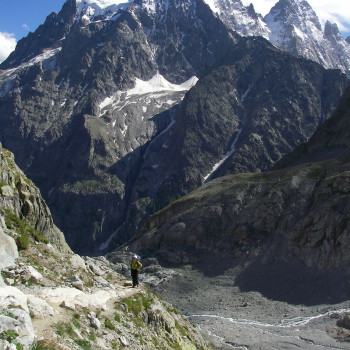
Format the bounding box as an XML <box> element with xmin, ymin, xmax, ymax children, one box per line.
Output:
<box><xmin>0</xmin><ymin>0</ymin><xmax>65</xmax><ymax>41</ymax></box>
<box><xmin>0</xmin><ymin>0</ymin><xmax>350</xmax><ymax>63</ymax></box>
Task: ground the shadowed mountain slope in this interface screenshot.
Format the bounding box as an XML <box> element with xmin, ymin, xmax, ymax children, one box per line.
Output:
<box><xmin>125</xmin><ymin>88</ymin><xmax>350</xmax><ymax>303</ymax></box>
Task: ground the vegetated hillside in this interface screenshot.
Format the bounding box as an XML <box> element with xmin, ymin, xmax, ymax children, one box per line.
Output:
<box><xmin>0</xmin><ymin>0</ymin><xmax>349</xmax><ymax>256</ymax></box>
<box><xmin>0</xmin><ymin>145</ymin><xmax>212</xmax><ymax>350</ymax></box>
<box><xmin>126</xmin><ymin>87</ymin><xmax>350</xmax><ymax>293</ymax></box>
<box><xmin>0</xmin><ymin>143</ymin><xmax>70</xmax><ymax>253</ymax></box>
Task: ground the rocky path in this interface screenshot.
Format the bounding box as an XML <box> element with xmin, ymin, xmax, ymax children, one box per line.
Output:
<box><xmin>32</xmin><ymin>283</ymin><xmax>140</xmax><ymax>343</ymax></box>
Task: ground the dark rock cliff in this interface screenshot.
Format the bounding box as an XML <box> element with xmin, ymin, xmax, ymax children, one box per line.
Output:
<box><xmin>128</xmin><ymin>87</ymin><xmax>350</xmax><ymax>271</ymax></box>
<box><xmin>0</xmin><ymin>0</ymin><xmax>349</xmax><ymax>254</ymax></box>
<box><xmin>133</xmin><ymin>36</ymin><xmax>349</xmax><ymax>211</ymax></box>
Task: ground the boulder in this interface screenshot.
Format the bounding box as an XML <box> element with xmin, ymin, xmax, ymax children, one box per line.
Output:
<box><xmin>119</xmin><ymin>336</ymin><xmax>129</xmax><ymax>346</ymax></box>
<box><xmin>90</xmin><ymin>317</ymin><xmax>101</xmax><ymax>329</ymax></box>
<box><xmin>337</xmin><ymin>314</ymin><xmax>350</xmax><ymax>330</ymax></box>
<box><xmin>0</xmin><ymin>227</ymin><xmax>19</xmax><ymax>279</ymax></box>
<box><xmin>67</xmin><ymin>276</ymin><xmax>85</xmax><ymax>290</ymax></box>
<box><xmin>94</xmin><ymin>276</ymin><xmax>110</xmax><ymax>287</ymax></box>
<box><xmin>0</xmin><ymin>309</ymin><xmax>35</xmax><ymax>349</ymax></box>
<box><xmin>27</xmin><ymin>296</ymin><xmax>56</xmax><ymax>318</ymax></box>
<box><xmin>70</xmin><ymin>255</ymin><xmax>87</xmax><ymax>271</ymax></box>
<box><xmin>59</xmin><ymin>300</ymin><xmax>76</xmax><ymax>311</ymax></box>
<box><xmin>0</xmin><ymin>286</ymin><xmax>29</xmax><ymax>312</ymax></box>
<box><xmin>0</xmin><ymin>340</ymin><xmax>16</xmax><ymax>350</ymax></box>
<box><xmin>88</xmin><ymin>263</ymin><xmax>104</xmax><ymax>276</ymax></box>
<box><xmin>11</xmin><ymin>308</ymin><xmax>35</xmax><ymax>349</ymax></box>
<box><xmin>21</xmin><ymin>266</ymin><xmax>43</xmax><ymax>283</ymax></box>
<box><xmin>71</xmin><ymin>280</ymin><xmax>84</xmax><ymax>291</ymax></box>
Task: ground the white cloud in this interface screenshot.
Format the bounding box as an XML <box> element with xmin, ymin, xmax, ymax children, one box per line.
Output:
<box><xmin>309</xmin><ymin>0</ymin><xmax>350</xmax><ymax>33</ymax></box>
<box><xmin>22</xmin><ymin>23</ymin><xmax>30</xmax><ymax>31</ymax></box>
<box><xmin>241</xmin><ymin>0</ymin><xmax>350</xmax><ymax>34</ymax></box>
<box><xmin>241</xmin><ymin>0</ymin><xmax>276</xmax><ymax>16</ymax></box>
<box><xmin>0</xmin><ymin>32</ymin><xmax>16</xmax><ymax>63</ymax></box>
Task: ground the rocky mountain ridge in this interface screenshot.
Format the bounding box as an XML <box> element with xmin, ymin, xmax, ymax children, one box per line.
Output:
<box><xmin>0</xmin><ymin>0</ymin><xmax>349</xmax><ymax>255</ymax></box>
<box><xmin>209</xmin><ymin>0</ymin><xmax>350</xmax><ymax>76</ymax></box>
<box><xmin>114</xmin><ymin>86</ymin><xmax>350</xmax><ymax>349</ymax></box>
<box><xmin>128</xmin><ymin>85</ymin><xmax>350</xmax><ymax>272</ymax></box>
<box><xmin>0</xmin><ymin>145</ymin><xmax>212</xmax><ymax>350</ymax></box>
<box><xmin>0</xmin><ymin>0</ymin><xmax>240</xmax><ymax>254</ymax></box>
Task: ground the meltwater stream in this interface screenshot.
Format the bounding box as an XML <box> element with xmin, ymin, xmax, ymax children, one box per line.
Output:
<box><xmin>188</xmin><ymin>307</ymin><xmax>350</xmax><ymax>350</ymax></box>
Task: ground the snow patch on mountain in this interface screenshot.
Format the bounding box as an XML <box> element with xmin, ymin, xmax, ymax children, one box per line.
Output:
<box><xmin>208</xmin><ymin>0</ymin><xmax>270</xmax><ymax>39</ymax></box>
<box><xmin>0</xmin><ymin>48</ymin><xmax>61</xmax><ymax>98</ymax></box>
<box><xmin>203</xmin><ymin>0</ymin><xmax>220</xmax><ymax>14</ymax></box>
<box><xmin>98</xmin><ymin>73</ymin><xmax>198</xmax><ymax>115</ymax></box>
<box><xmin>77</xmin><ymin>0</ymin><xmax>132</xmax><ymax>10</ymax></box>
<box><xmin>203</xmin><ymin>126</ymin><xmax>243</xmax><ymax>181</ymax></box>
<box><xmin>129</xmin><ymin>73</ymin><xmax>198</xmax><ymax>96</ymax></box>
<box><xmin>212</xmin><ymin>0</ymin><xmax>350</xmax><ymax>76</ymax></box>
<box><xmin>77</xmin><ymin>0</ymin><xmax>132</xmax><ymax>23</ymax></box>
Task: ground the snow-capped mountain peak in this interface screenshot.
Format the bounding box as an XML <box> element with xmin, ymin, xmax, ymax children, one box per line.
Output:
<box><xmin>209</xmin><ymin>0</ymin><xmax>350</xmax><ymax>76</ymax></box>
<box><xmin>203</xmin><ymin>0</ymin><xmax>270</xmax><ymax>39</ymax></box>
<box><xmin>76</xmin><ymin>0</ymin><xmax>133</xmax><ymax>23</ymax></box>
<box><xmin>203</xmin><ymin>0</ymin><xmax>220</xmax><ymax>13</ymax></box>
<box><xmin>264</xmin><ymin>0</ymin><xmax>322</xmax><ymax>42</ymax></box>
<box><xmin>262</xmin><ymin>0</ymin><xmax>350</xmax><ymax>73</ymax></box>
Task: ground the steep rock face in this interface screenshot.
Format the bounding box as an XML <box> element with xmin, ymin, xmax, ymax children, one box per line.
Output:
<box><xmin>130</xmin><ymin>160</ymin><xmax>350</xmax><ymax>269</ymax></box>
<box><xmin>264</xmin><ymin>0</ymin><xmax>350</xmax><ymax>75</ymax></box>
<box><xmin>132</xmin><ymin>37</ymin><xmax>349</xmax><ymax>209</ymax></box>
<box><xmin>0</xmin><ymin>144</ymin><xmax>70</xmax><ymax>252</ymax></box>
<box><xmin>0</xmin><ymin>0</ymin><xmax>349</xmax><ymax>254</ymax></box>
<box><xmin>0</xmin><ymin>0</ymin><xmax>238</xmax><ymax>254</ymax></box>
<box><xmin>210</xmin><ymin>0</ymin><xmax>350</xmax><ymax>76</ymax></box>
<box><xmin>129</xmin><ymin>88</ymin><xmax>350</xmax><ymax>270</ymax></box>
<box><xmin>275</xmin><ymin>86</ymin><xmax>350</xmax><ymax>168</ymax></box>
<box><xmin>204</xmin><ymin>0</ymin><xmax>269</xmax><ymax>38</ymax></box>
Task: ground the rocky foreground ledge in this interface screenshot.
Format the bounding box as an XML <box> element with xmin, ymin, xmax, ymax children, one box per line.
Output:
<box><xmin>0</xmin><ymin>144</ymin><xmax>212</xmax><ymax>350</ymax></box>
<box><xmin>0</xmin><ymin>222</ymin><xmax>212</xmax><ymax>350</ymax></box>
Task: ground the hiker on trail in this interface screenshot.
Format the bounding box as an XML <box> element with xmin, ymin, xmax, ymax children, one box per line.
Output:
<box><xmin>130</xmin><ymin>255</ymin><xmax>142</xmax><ymax>287</ymax></box>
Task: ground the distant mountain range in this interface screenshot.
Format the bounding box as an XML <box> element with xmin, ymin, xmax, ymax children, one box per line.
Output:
<box><xmin>206</xmin><ymin>0</ymin><xmax>350</xmax><ymax>76</ymax></box>
<box><xmin>0</xmin><ymin>0</ymin><xmax>349</xmax><ymax>254</ymax></box>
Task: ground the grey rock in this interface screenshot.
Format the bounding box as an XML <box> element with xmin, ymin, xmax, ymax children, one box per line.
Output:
<box><xmin>87</xmin><ymin>262</ymin><xmax>104</xmax><ymax>276</ymax></box>
<box><xmin>27</xmin><ymin>296</ymin><xmax>56</xmax><ymax>318</ymax></box>
<box><xmin>9</xmin><ymin>308</ymin><xmax>35</xmax><ymax>349</ymax></box>
<box><xmin>90</xmin><ymin>317</ymin><xmax>101</xmax><ymax>329</ymax></box>
<box><xmin>69</xmin><ymin>255</ymin><xmax>87</xmax><ymax>271</ymax></box>
<box><xmin>0</xmin><ymin>228</ymin><xmax>18</xmax><ymax>270</ymax></box>
<box><xmin>94</xmin><ymin>276</ymin><xmax>110</xmax><ymax>287</ymax></box>
<box><xmin>87</xmin><ymin>311</ymin><xmax>96</xmax><ymax>319</ymax></box>
<box><xmin>71</xmin><ymin>280</ymin><xmax>84</xmax><ymax>291</ymax></box>
<box><xmin>119</xmin><ymin>335</ymin><xmax>129</xmax><ymax>346</ymax></box>
<box><xmin>21</xmin><ymin>266</ymin><xmax>43</xmax><ymax>283</ymax></box>
<box><xmin>60</xmin><ymin>300</ymin><xmax>76</xmax><ymax>311</ymax></box>
<box><xmin>4</xmin><ymin>278</ymin><xmax>14</xmax><ymax>286</ymax></box>
<box><xmin>0</xmin><ymin>146</ymin><xmax>71</xmax><ymax>253</ymax></box>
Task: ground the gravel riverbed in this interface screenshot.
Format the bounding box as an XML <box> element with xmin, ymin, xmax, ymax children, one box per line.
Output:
<box><xmin>151</xmin><ymin>261</ymin><xmax>350</xmax><ymax>350</ymax></box>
